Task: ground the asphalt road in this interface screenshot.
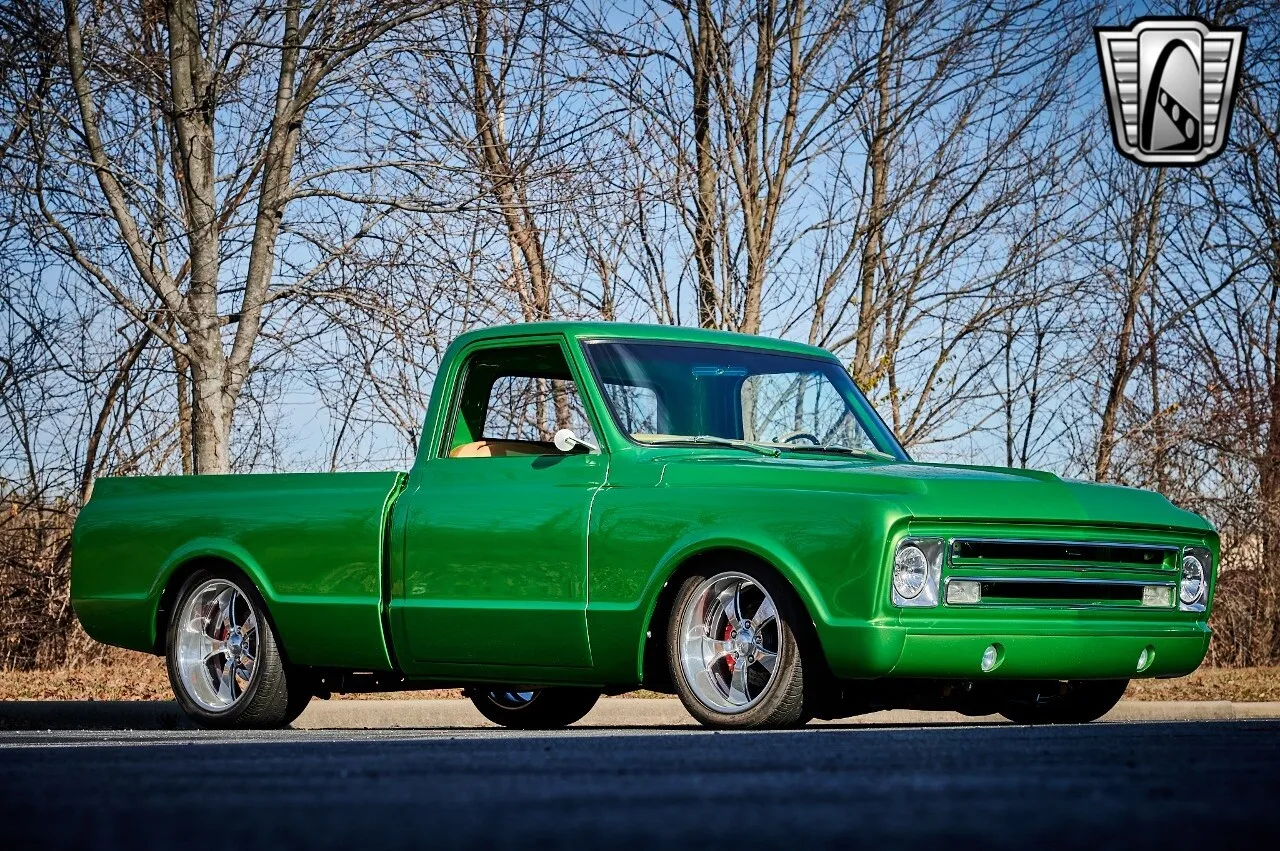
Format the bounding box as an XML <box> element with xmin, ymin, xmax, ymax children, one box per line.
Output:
<box><xmin>2</xmin><ymin>720</ymin><xmax>1277</xmax><ymax>849</ymax></box>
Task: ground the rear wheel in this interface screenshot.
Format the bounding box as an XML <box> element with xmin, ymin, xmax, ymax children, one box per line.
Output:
<box><xmin>667</xmin><ymin>567</ymin><xmax>808</xmax><ymax>729</ymax></box>
<box><xmin>998</xmin><ymin>679</ymin><xmax>1129</xmax><ymax>725</ymax></box>
<box><xmin>165</xmin><ymin>569</ymin><xmax>311</xmax><ymax>729</ymax></box>
<box><xmin>468</xmin><ymin>688</ymin><xmax>601</xmax><ymax>729</ymax></box>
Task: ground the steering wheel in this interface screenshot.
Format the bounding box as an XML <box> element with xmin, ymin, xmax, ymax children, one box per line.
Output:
<box><xmin>775</xmin><ymin>430</ymin><xmax>821</xmax><ymax>446</ymax></box>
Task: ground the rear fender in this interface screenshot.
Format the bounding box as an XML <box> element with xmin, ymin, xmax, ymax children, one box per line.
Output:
<box><xmin>149</xmin><ymin>538</ymin><xmax>277</xmax><ymax>650</ymax></box>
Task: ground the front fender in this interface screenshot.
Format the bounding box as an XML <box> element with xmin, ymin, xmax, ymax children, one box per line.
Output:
<box><xmin>629</xmin><ymin>530</ymin><xmax>830</xmax><ymax>683</ymax></box>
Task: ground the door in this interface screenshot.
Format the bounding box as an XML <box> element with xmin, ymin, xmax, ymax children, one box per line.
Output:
<box><xmin>395</xmin><ymin>340</ymin><xmax>604</xmax><ymax>669</ymax></box>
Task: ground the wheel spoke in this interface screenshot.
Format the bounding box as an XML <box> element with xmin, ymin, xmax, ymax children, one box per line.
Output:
<box><xmin>718</xmin><ymin>583</ymin><xmax>743</xmax><ymax>628</ymax></box>
<box><xmin>693</xmin><ymin>668</ymin><xmax>721</xmax><ymax>703</ymax></box>
<box><xmin>202</xmin><ymin>640</ymin><xmax>227</xmax><ymax>663</ymax></box>
<box><xmin>242</xmin><ymin>612</ymin><xmax>257</xmax><ymax>636</ymax></box>
<box><xmin>753</xmin><ymin>596</ymin><xmax>776</xmax><ymax>628</ymax></box>
<box><xmin>752</xmin><ymin>648</ymin><xmax>778</xmax><ymax>673</ymax></box>
<box><xmin>214</xmin><ymin>587</ymin><xmax>235</xmax><ymax>635</ymax></box>
<box><xmin>233</xmin><ymin>659</ymin><xmax>250</xmax><ymax>692</ymax></box>
<box><xmin>727</xmin><ymin>660</ymin><xmax>749</xmax><ymax>705</ymax></box>
<box><xmin>217</xmin><ymin>660</ymin><xmax>236</xmax><ymax>702</ymax></box>
<box><xmin>705</xmin><ymin>640</ymin><xmax>732</xmax><ymax>662</ymax></box>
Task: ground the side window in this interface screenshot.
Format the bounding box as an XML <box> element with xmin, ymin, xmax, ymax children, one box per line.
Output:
<box><xmin>446</xmin><ymin>343</ymin><xmax>597</xmax><ymax>456</ymax></box>
<box><xmin>601</xmin><ymin>382</ymin><xmax>662</xmax><ymax>436</ymax></box>
<box><xmin>483</xmin><ymin>375</ymin><xmax>595</xmax><ymax>443</ymax></box>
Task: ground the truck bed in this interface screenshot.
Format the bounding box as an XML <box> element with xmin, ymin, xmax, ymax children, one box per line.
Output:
<box><xmin>71</xmin><ymin>471</ymin><xmax>406</xmax><ymax>670</ymax></box>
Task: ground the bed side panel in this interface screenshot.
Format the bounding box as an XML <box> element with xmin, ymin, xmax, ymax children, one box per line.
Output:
<box><xmin>71</xmin><ymin>472</ymin><xmax>405</xmax><ymax>669</ymax></box>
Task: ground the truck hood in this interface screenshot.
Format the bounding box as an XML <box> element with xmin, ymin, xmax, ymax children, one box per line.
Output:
<box><xmin>657</xmin><ymin>454</ymin><xmax>1213</xmax><ymax>532</ymax></box>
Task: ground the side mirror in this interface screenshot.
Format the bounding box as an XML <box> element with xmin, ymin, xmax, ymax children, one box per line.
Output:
<box><xmin>553</xmin><ymin>428</ymin><xmax>600</xmax><ymax>454</ymax></box>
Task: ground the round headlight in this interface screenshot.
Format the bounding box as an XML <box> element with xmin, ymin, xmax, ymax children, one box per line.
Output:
<box><xmin>1180</xmin><ymin>554</ymin><xmax>1206</xmax><ymax>604</ymax></box>
<box><xmin>893</xmin><ymin>545</ymin><xmax>929</xmax><ymax>599</ymax></box>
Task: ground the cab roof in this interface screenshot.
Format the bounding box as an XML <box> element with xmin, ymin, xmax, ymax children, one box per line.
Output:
<box><xmin>450</xmin><ymin>321</ymin><xmax>837</xmax><ymax>360</ymax></box>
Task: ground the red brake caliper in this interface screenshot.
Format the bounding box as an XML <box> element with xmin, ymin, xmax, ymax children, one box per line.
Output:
<box><xmin>724</xmin><ymin>622</ymin><xmax>736</xmax><ymax>671</ymax></box>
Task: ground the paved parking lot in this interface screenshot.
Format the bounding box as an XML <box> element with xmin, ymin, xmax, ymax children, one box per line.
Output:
<box><xmin>2</xmin><ymin>719</ymin><xmax>1277</xmax><ymax>849</ymax></box>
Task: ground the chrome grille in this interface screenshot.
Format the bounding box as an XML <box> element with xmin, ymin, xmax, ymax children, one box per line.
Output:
<box><xmin>942</xmin><ymin>537</ymin><xmax>1181</xmax><ymax>609</ymax></box>
<box><xmin>948</xmin><ymin>538</ymin><xmax>1178</xmax><ymax>572</ymax></box>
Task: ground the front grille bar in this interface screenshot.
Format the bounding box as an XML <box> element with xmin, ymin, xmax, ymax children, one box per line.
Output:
<box><xmin>945</xmin><ymin>576</ymin><xmax>1176</xmax><ymax>609</ymax></box>
<box><xmin>949</xmin><ymin>538</ymin><xmax>1178</xmax><ymax>570</ymax></box>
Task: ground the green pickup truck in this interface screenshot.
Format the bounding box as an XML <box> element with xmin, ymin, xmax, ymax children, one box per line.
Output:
<box><xmin>72</xmin><ymin>322</ymin><xmax>1217</xmax><ymax>729</ymax></box>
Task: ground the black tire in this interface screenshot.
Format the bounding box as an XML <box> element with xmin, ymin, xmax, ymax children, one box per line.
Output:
<box><xmin>998</xmin><ymin>679</ymin><xmax>1129</xmax><ymax>725</ymax></box>
<box><xmin>667</xmin><ymin>565</ymin><xmax>809</xmax><ymax>729</ymax></box>
<box><xmin>469</xmin><ymin>688</ymin><xmax>601</xmax><ymax>729</ymax></box>
<box><xmin>283</xmin><ymin>672</ymin><xmax>315</xmax><ymax>727</ymax></box>
<box><xmin>165</xmin><ymin>568</ymin><xmax>311</xmax><ymax>730</ymax></box>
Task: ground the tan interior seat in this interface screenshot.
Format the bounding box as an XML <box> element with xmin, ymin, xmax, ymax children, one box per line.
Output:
<box><xmin>448</xmin><ymin>439</ymin><xmax>555</xmax><ymax>458</ymax></box>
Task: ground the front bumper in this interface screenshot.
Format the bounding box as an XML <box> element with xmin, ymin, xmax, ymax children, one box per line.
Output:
<box><xmin>887</xmin><ymin>626</ymin><xmax>1209</xmax><ymax>679</ymax></box>
<box><xmin>818</xmin><ymin>617</ymin><xmax>1211</xmax><ymax>681</ymax></box>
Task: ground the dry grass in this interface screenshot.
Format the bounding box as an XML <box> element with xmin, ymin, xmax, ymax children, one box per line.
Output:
<box><xmin>0</xmin><ymin>652</ymin><xmax>171</xmax><ymax>701</ymax></box>
<box><xmin>3</xmin><ymin>655</ymin><xmax>1279</xmax><ymax>703</ymax></box>
<box><xmin>1124</xmin><ymin>666</ymin><xmax>1280</xmax><ymax>702</ymax></box>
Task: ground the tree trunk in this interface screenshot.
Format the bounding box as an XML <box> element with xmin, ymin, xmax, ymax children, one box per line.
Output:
<box><xmin>1096</xmin><ymin>170</ymin><xmax>1165</xmax><ymax>482</ymax></box>
<box><xmin>692</xmin><ymin>0</ymin><xmax>719</xmax><ymax>328</ymax></box>
<box><xmin>174</xmin><ymin>342</ymin><xmax>194</xmax><ymax>475</ymax></box>
<box><xmin>851</xmin><ymin>0</ymin><xmax>896</xmax><ymax>388</ymax></box>
<box><xmin>1257</xmin><ymin>256</ymin><xmax>1280</xmax><ymax>665</ymax></box>
<box><xmin>167</xmin><ymin>0</ymin><xmax>230</xmax><ymax>473</ymax></box>
<box><xmin>189</xmin><ymin>347</ymin><xmax>230</xmax><ymax>474</ymax></box>
<box><xmin>470</xmin><ymin>0</ymin><xmax>551</xmax><ymax>320</ymax></box>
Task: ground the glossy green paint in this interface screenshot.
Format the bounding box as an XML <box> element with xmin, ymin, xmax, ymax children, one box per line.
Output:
<box><xmin>72</xmin><ymin>472</ymin><xmax>404</xmax><ymax>670</ymax></box>
<box><xmin>71</xmin><ymin>321</ymin><xmax>1219</xmax><ymax>690</ymax></box>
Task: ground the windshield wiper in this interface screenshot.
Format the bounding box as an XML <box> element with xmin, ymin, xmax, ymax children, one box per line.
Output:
<box><xmin>648</xmin><ymin>435</ymin><xmax>781</xmax><ymax>457</ymax></box>
<box><xmin>781</xmin><ymin>444</ymin><xmax>897</xmax><ymax>461</ymax></box>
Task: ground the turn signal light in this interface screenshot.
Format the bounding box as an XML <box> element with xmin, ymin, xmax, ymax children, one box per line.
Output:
<box><xmin>946</xmin><ymin>580</ymin><xmax>982</xmax><ymax>605</ymax></box>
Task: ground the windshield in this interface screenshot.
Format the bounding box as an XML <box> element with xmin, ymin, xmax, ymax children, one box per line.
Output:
<box><xmin>581</xmin><ymin>340</ymin><xmax>906</xmax><ymax>459</ymax></box>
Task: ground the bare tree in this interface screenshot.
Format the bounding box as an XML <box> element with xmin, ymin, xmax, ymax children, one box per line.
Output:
<box><xmin>575</xmin><ymin>0</ymin><xmax>875</xmax><ymax>332</ymax></box>
<box><xmin>12</xmin><ymin>0</ymin><xmax>450</xmax><ymax>474</ymax></box>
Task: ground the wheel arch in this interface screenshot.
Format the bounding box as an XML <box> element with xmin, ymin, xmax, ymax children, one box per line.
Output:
<box><xmin>151</xmin><ymin>542</ymin><xmax>283</xmax><ymax>658</ymax></box>
<box><xmin>638</xmin><ymin>541</ymin><xmax>831</xmax><ymax>691</ymax></box>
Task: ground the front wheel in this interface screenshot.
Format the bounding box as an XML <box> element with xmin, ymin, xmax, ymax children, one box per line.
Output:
<box><xmin>998</xmin><ymin>679</ymin><xmax>1129</xmax><ymax>725</ymax></box>
<box><xmin>667</xmin><ymin>567</ymin><xmax>809</xmax><ymax>729</ymax></box>
<box><xmin>468</xmin><ymin>688</ymin><xmax>601</xmax><ymax>729</ymax></box>
<box><xmin>165</xmin><ymin>569</ymin><xmax>311</xmax><ymax>729</ymax></box>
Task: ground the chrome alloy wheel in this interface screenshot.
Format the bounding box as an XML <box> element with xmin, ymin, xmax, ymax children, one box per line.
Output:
<box><xmin>175</xmin><ymin>578</ymin><xmax>259</xmax><ymax>712</ymax></box>
<box><xmin>486</xmin><ymin>690</ymin><xmax>538</xmax><ymax>708</ymax></box>
<box><xmin>678</xmin><ymin>572</ymin><xmax>781</xmax><ymax>713</ymax></box>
